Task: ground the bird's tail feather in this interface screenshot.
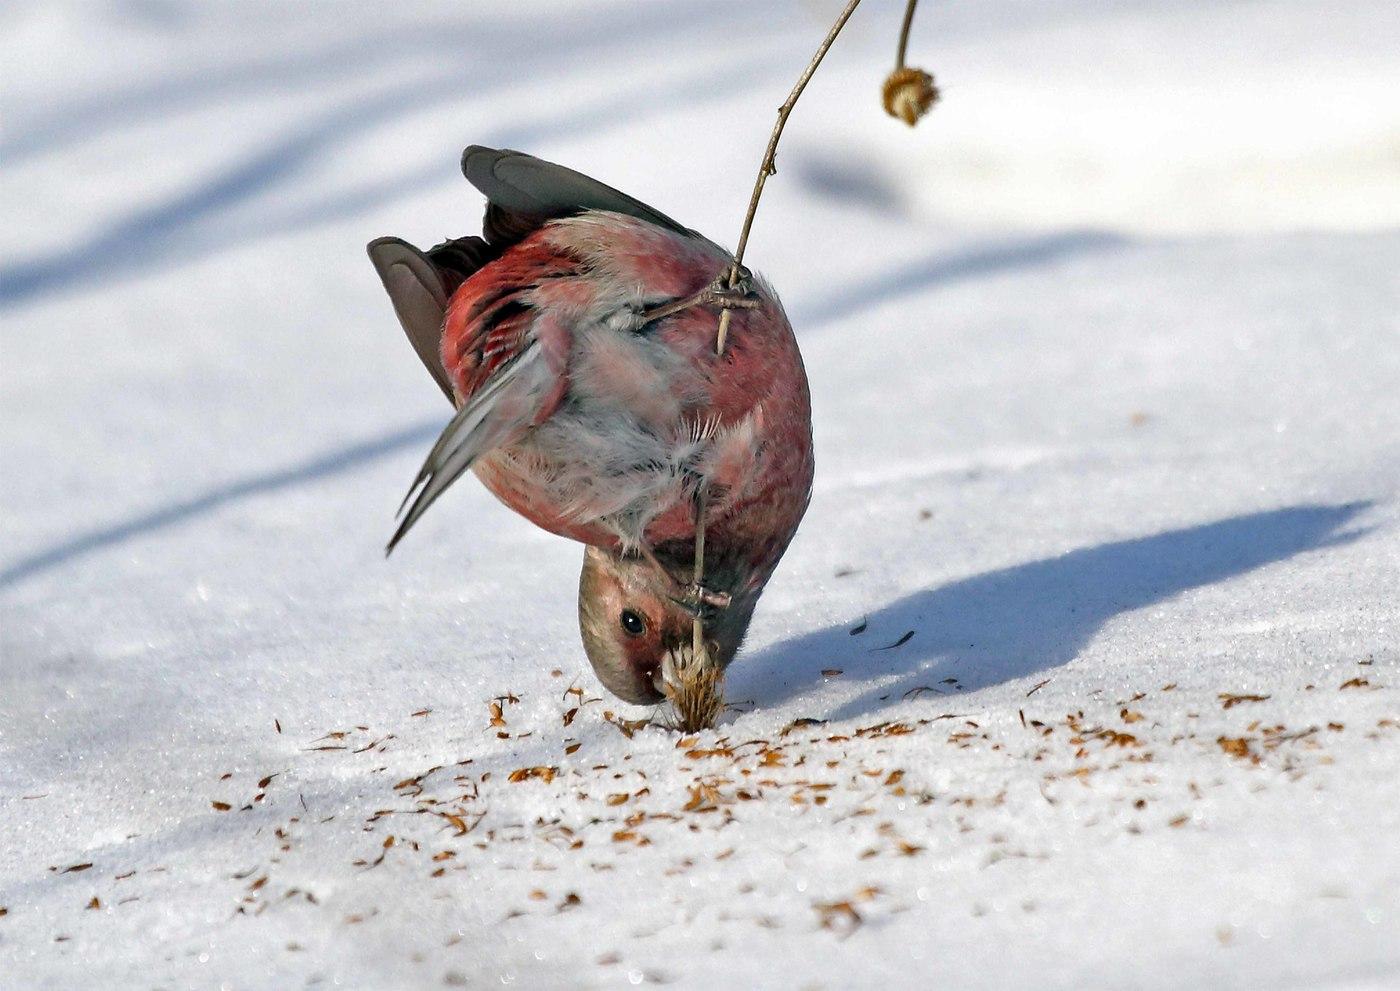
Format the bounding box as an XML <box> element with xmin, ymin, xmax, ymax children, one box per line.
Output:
<box><xmin>386</xmin><ymin>347</ymin><xmax>538</xmax><ymax>554</ymax></box>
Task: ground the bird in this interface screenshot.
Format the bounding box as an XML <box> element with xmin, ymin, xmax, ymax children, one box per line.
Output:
<box><xmin>367</xmin><ymin>145</ymin><xmax>813</xmax><ymax>707</ymax></box>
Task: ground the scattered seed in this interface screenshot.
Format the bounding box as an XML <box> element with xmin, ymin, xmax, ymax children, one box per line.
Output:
<box><xmin>1219</xmin><ymin>693</ymin><xmax>1270</xmax><ymax>709</ymax></box>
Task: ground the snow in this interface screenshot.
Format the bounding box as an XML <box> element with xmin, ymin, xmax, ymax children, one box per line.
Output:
<box><xmin>2</xmin><ymin>1</ymin><xmax>1398</xmax><ymax>988</ymax></box>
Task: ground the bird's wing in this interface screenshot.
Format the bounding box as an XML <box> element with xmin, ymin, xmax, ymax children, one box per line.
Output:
<box><xmin>386</xmin><ymin>255</ymin><xmax>575</xmax><ymax>554</ymax></box>
<box><xmin>373</xmin><ymin>146</ymin><xmax>698</xmax><ymax>400</ymax></box>
<box><xmin>461</xmin><ymin>145</ymin><xmax>699</xmax><ymax>247</ymax></box>
<box><xmin>379</xmin><ymin>145</ymin><xmax>703</xmax><ymax>551</ymax></box>
<box><xmin>366</xmin><ymin>234</ymin><xmax>500</xmax><ymax>402</ymax></box>
<box><xmin>366</xmin><ymin>237</ymin><xmax>456</xmax><ymax>400</ymax></box>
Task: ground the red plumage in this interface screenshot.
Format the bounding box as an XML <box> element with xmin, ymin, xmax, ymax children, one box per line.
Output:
<box><xmin>370</xmin><ymin>147</ymin><xmax>813</xmax><ymax>704</ymax></box>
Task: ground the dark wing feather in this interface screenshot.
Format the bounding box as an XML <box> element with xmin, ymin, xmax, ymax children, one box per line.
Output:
<box><xmin>366</xmin><ymin>237</ymin><xmax>456</xmax><ymax>401</ymax></box>
<box><xmin>371</xmin><ymin>147</ymin><xmax>693</xmax><ymax>402</ymax></box>
<box><xmin>425</xmin><ymin>234</ymin><xmax>497</xmax><ymax>297</ymax></box>
<box><xmin>373</xmin><ymin>145</ymin><xmax>703</xmax><ymax>551</ymax></box>
<box><xmin>367</xmin><ymin>234</ymin><xmax>500</xmax><ymax>402</ymax></box>
<box><xmin>461</xmin><ymin>145</ymin><xmax>696</xmax><ymax>247</ymax></box>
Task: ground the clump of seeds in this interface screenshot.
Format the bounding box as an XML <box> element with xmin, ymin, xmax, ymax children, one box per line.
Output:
<box><xmin>660</xmin><ymin>643</ymin><xmax>725</xmax><ymax>733</ymax></box>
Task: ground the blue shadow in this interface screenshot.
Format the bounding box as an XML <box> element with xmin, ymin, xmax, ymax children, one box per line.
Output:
<box><xmin>796</xmin><ymin>229</ymin><xmax>1127</xmax><ymax>330</ymax></box>
<box><xmin>0</xmin><ymin>419</ymin><xmax>441</xmax><ymax>588</ymax></box>
<box><xmin>0</xmin><ymin>0</ymin><xmax>718</xmax><ymax>167</ymax></box>
<box><xmin>737</xmin><ymin>503</ymin><xmax>1370</xmax><ymax>720</ymax></box>
<box><xmin>0</xmin><ymin>3</ymin><xmax>789</xmax><ymax>311</ymax></box>
<box><xmin>0</xmin><ymin>50</ymin><xmax>782</xmax><ymax>310</ymax></box>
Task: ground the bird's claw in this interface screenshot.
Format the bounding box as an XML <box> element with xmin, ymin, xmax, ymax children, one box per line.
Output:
<box><xmin>706</xmin><ymin>271</ymin><xmax>760</xmax><ymax>311</ymax></box>
<box><xmin>666</xmin><ymin>582</ymin><xmax>732</xmax><ymax>618</ymax></box>
<box><xmin>635</xmin><ymin>269</ymin><xmax>761</xmax><ymax>328</ymax></box>
<box><xmin>621</xmin><ymin>537</ymin><xmax>732</xmax><ymax>615</ymax></box>
<box><xmin>690</xmin><ymin>582</ymin><xmax>732</xmax><ymax>609</ymax></box>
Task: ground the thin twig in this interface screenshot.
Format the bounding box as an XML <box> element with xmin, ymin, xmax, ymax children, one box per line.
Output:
<box><xmin>895</xmin><ymin>0</ymin><xmax>919</xmax><ymax>70</ymax></box>
<box><xmin>686</xmin><ymin>0</ymin><xmax>866</xmax><ymax>705</ymax></box>
<box><xmin>691</xmin><ymin>485</ymin><xmax>707</xmax><ymax>658</ymax></box>
<box><xmin>882</xmin><ymin>0</ymin><xmax>938</xmax><ymax>127</ymax></box>
<box><xmin>715</xmin><ymin>0</ymin><xmax>864</xmax><ymax>355</ymax></box>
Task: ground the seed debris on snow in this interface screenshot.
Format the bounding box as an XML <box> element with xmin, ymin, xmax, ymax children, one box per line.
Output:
<box><xmin>38</xmin><ymin>671</ymin><xmax>1390</xmax><ymax>956</ymax></box>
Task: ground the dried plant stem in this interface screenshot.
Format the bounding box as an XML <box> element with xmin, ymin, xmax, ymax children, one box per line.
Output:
<box><xmin>895</xmin><ymin>0</ymin><xmax>919</xmax><ymax>70</ymax></box>
<box><xmin>690</xmin><ymin>486</ymin><xmax>708</xmax><ymax>658</ymax></box>
<box><xmin>715</xmin><ymin>0</ymin><xmax>864</xmax><ymax>356</ymax></box>
<box><xmin>883</xmin><ymin>0</ymin><xmax>938</xmax><ymax>126</ymax></box>
<box><xmin>677</xmin><ymin>0</ymin><xmax>866</xmax><ymax>731</ymax></box>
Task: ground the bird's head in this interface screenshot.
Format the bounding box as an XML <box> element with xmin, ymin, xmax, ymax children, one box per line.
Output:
<box><xmin>576</xmin><ymin>545</ymin><xmax>759</xmax><ymax>705</ymax></box>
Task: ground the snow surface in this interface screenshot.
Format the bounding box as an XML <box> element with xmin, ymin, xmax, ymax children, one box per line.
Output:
<box><xmin>2</xmin><ymin>1</ymin><xmax>1399</xmax><ymax>988</ymax></box>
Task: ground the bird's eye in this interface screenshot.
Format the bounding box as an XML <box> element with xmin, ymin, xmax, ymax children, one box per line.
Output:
<box><xmin>619</xmin><ymin>609</ymin><xmax>646</xmax><ymax>637</ymax></box>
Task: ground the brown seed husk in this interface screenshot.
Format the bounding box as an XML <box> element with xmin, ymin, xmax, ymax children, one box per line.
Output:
<box><xmin>661</xmin><ymin>644</ymin><xmax>725</xmax><ymax>733</ymax></box>
<box><xmin>881</xmin><ymin>66</ymin><xmax>939</xmax><ymax>127</ymax></box>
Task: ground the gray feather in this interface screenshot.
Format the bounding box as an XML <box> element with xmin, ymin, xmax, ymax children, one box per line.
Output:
<box><xmin>387</xmin><ymin>345</ymin><xmax>544</xmax><ymax>554</ymax></box>
<box><xmin>366</xmin><ymin>237</ymin><xmax>456</xmax><ymax>402</ymax></box>
<box><xmin>377</xmin><ymin>146</ymin><xmax>711</xmax><ymax>552</ymax></box>
<box><xmin>461</xmin><ymin>145</ymin><xmax>695</xmax><ymax>243</ymax></box>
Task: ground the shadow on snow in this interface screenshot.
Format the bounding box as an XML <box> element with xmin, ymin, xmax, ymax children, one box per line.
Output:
<box><xmin>735</xmin><ymin>502</ymin><xmax>1371</xmax><ymax>721</ymax></box>
<box><xmin>0</xmin><ymin>420</ymin><xmax>442</xmax><ymax>588</ymax></box>
<box><xmin>0</xmin><ymin>3</ymin><xmax>787</xmax><ymax>310</ymax></box>
<box><xmin>797</xmin><ymin>230</ymin><xmax>1127</xmax><ymax>330</ymax></box>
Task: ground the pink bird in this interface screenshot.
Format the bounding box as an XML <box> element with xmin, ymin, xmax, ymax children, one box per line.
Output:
<box><xmin>368</xmin><ymin>146</ymin><xmax>813</xmax><ymax>705</ymax></box>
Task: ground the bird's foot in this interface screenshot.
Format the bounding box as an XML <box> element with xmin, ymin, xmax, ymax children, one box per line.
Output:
<box><xmin>665</xmin><ymin>582</ymin><xmax>731</xmax><ymax>620</ymax></box>
<box><xmin>683</xmin><ymin>581</ymin><xmax>732</xmax><ymax>611</ymax></box>
<box><xmin>636</xmin><ymin>268</ymin><xmax>760</xmax><ymax>328</ymax></box>
<box><xmin>622</xmin><ymin>540</ymin><xmax>727</xmax><ymax>611</ymax></box>
<box><xmin>705</xmin><ymin>270</ymin><xmax>761</xmax><ymax>311</ymax></box>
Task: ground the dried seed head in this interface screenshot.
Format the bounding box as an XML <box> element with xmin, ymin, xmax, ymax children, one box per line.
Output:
<box><xmin>881</xmin><ymin>66</ymin><xmax>939</xmax><ymax>127</ymax></box>
<box><xmin>660</xmin><ymin>642</ymin><xmax>725</xmax><ymax>733</ymax></box>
